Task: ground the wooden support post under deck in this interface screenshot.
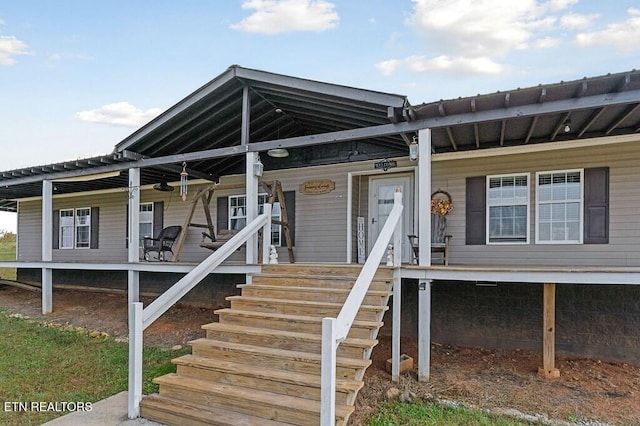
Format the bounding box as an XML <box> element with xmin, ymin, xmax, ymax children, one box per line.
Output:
<box><xmin>539</xmin><ymin>282</ymin><xmax>560</xmax><ymax>378</ymax></box>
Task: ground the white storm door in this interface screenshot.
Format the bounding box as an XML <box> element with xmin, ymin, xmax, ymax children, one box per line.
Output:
<box><xmin>368</xmin><ymin>175</ymin><xmax>413</xmax><ymax>263</ymax></box>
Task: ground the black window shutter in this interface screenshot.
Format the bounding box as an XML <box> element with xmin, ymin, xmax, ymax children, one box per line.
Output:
<box><xmin>217</xmin><ymin>197</ymin><xmax>229</xmax><ymax>232</ymax></box>
<box><xmin>584</xmin><ymin>167</ymin><xmax>609</xmax><ymax>244</ymax></box>
<box><xmin>52</xmin><ymin>209</ymin><xmax>60</xmax><ymax>249</ymax></box>
<box><xmin>283</xmin><ymin>190</ymin><xmax>295</xmax><ymax>246</ymax></box>
<box><xmin>153</xmin><ymin>201</ymin><xmax>164</xmax><ymax>237</ymax></box>
<box><xmin>466</xmin><ymin>176</ymin><xmax>486</xmax><ymax>245</ymax></box>
<box><xmin>90</xmin><ymin>207</ymin><xmax>99</xmax><ymax>249</ymax></box>
<box><xmin>125</xmin><ymin>204</ymin><xmax>129</xmax><ymax>248</ymax></box>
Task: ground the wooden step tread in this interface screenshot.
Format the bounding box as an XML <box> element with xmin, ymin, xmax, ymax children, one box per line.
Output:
<box><xmin>226</xmin><ymin>295</ymin><xmax>389</xmax><ymax>311</ymax></box>
<box><xmin>237</xmin><ymin>284</ymin><xmax>392</xmax><ymax>297</ymax></box>
<box><xmin>253</xmin><ymin>272</ymin><xmax>391</xmax><ymax>282</ymax></box>
<box><xmin>214</xmin><ymin>308</ymin><xmax>383</xmax><ymax>329</ymax></box>
<box><xmin>188</xmin><ymin>338</ymin><xmax>371</xmax><ymax>369</ymax></box>
<box><xmin>173</xmin><ymin>354</ymin><xmax>363</xmax><ymax>392</ymax></box>
<box><xmin>201</xmin><ymin>323</ymin><xmax>377</xmax><ymax>349</ymax></box>
<box><xmin>141</xmin><ymin>394</ymin><xmax>286</xmax><ymax>426</ymax></box>
<box><xmin>153</xmin><ymin>373</ymin><xmax>354</xmax><ymax>419</ymax></box>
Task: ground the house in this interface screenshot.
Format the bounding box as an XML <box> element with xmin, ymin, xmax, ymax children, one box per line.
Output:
<box><xmin>1</xmin><ymin>65</ymin><xmax>639</xmax><ymax>424</ymax></box>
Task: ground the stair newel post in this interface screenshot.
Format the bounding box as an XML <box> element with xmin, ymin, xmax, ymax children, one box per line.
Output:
<box><xmin>261</xmin><ymin>203</ymin><xmax>272</xmax><ymax>266</ymax></box>
<box><xmin>320</xmin><ymin>317</ymin><xmax>337</xmax><ymax>426</ymax></box>
<box><xmin>128</xmin><ymin>302</ymin><xmax>143</xmax><ymax>419</ymax></box>
<box><xmin>392</xmin><ymin>188</ymin><xmax>403</xmax><ymax>382</ymax></box>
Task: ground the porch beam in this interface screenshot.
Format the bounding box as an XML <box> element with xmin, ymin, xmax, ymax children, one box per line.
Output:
<box><xmin>405</xmin><ymin>267</ymin><xmax>640</xmax><ymax>285</ymax></box>
<box><xmin>41</xmin><ymin>180</ymin><xmax>52</xmax><ymax>314</ymax></box>
<box><xmin>539</xmin><ymin>283</ymin><xmax>560</xmax><ymax>378</ymax></box>
<box><xmin>417</xmin><ymin>128</ymin><xmax>432</xmax><ymax>382</ymax></box>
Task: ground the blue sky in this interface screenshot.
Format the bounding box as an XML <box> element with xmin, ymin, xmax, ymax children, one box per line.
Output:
<box><xmin>0</xmin><ymin>0</ymin><xmax>639</xmax><ymax>231</ymax></box>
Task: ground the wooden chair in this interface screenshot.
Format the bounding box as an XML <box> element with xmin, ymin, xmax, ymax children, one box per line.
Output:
<box><xmin>407</xmin><ymin>214</ymin><xmax>451</xmax><ymax>265</ymax></box>
<box><xmin>142</xmin><ymin>225</ymin><xmax>182</xmax><ymax>261</ymax></box>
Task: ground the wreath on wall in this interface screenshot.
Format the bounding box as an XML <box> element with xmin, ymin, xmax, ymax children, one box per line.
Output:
<box><xmin>431</xmin><ymin>189</ymin><xmax>453</xmax><ymax>216</ymax></box>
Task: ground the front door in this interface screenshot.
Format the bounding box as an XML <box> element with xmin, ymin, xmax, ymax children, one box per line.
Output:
<box><xmin>368</xmin><ymin>175</ymin><xmax>413</xmax><ymax>263</ymax></box>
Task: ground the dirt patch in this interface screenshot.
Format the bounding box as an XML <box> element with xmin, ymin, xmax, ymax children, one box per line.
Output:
<box><xmin>1</xmin><ymin>285</ymin><xmax>639</xmax><ymax>425</ymax></box>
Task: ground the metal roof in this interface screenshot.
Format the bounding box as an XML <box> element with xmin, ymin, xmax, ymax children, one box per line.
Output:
<box><xmin>1</xmin><ymin>66</ymin><xmax>639</xmax><ymax>212</ymax></box>
<box><xmin>414</xmin><ymin>70</ymin><xmax>640</xmax><ymax>153</ymax></box>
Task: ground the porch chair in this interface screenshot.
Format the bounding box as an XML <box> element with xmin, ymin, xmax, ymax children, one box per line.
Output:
<box><xmin>407</xmin><ymin>215</ymin><xmax>452</xmax><ymax>265</ymax></box>
<box><xmin>142</xmin><ymin>225</ymin><xmax>182</xmax><ymax>261</ymax></box>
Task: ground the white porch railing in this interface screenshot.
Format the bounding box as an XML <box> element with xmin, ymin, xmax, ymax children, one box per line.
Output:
<box><xmin>127</xmin><ymin>205</ymin><xmax>272</xmax><ymax>418</ymax></box>
<box><xmin>320</xmin><ymin>189</ymin><xmax>403</xmax><ymax>425</ymax></box>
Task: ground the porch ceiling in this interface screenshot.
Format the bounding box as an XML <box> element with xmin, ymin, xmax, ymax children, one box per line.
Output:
<box><xmin>415</xmin><ymin>70</ymin><xmax>640</xmax><ymax>153</ymax></box>
<box><xmin>114</xmin><ymin>65</ymin><xmax>412</xmax><ymax>176</ymax></box>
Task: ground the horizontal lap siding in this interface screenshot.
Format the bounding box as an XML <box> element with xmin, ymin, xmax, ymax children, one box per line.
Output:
<box><xmin>433</xmin><ymin>142</ymin><xmax>640</xmax><ymax>266</ymax></box>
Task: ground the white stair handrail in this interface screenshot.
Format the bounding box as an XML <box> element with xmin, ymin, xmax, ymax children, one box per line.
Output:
<box><xmin>128</xmin><ymin>205</ymin><xmax>271</xmax><ymax>419</ymax></box>
<box><xmin>321</xmin><ymin>189</ymin><xmax>403</xmax><ymax>425</ymax></box>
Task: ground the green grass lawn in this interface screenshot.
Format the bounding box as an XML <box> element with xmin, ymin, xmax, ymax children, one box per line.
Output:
<box><xmin>366</xmin><ymin>400</ymin><xmax>537</xmax><ymax>425</ymax></box>
<box><xmin>0</xmin><ymin>308</ymin><xmax>536</xmax><ymax>426</ymax></box>
<box><xmin>0</xmin><ymin>240</ymin><xmax>16</xmax><ymax>280</ymax></box>
<box><xmin>0</xmin><ymin>309</ymin><xmax>187</xmax><ymax>425</ymax></box>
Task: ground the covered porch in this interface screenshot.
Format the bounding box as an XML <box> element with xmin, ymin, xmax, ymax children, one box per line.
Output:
<box><xmin>1</xmin><ymin>66</ymin><xmax>640</xmax><ymax>423</ymax></box>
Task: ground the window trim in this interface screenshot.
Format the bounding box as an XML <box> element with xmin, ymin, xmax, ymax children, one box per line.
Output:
<box><xmin>535</xmin><ymin>168</ymin><xmax>584</xmax><ymax>245</ymax></box>
<box><xmin>485</xmin><ymin>173</ymin><xmax>530</xmax><ymax>245</ymax></box>
<box><xmin>59</xmin><ymin>207</ymin><xmax>92</xmax><ymax>250</ymax></box>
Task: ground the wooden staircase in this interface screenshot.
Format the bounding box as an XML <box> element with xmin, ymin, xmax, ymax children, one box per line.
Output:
<box><xmin>140</xmin><ymin>263</ymin><xmax>393</xmax><ymax>425</ymax></box>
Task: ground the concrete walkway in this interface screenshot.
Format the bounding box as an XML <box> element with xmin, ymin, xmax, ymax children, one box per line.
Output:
<box><xmin>41</xmin><ymin>392</ymin><xmax>164</xmax><ymax>426</ymax></box>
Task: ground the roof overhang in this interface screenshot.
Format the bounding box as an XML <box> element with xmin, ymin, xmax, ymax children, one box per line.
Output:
<box><xmin>1</xmin><ymin>67</ymin><xmax>639</xmax><ymax>212</ymax></box>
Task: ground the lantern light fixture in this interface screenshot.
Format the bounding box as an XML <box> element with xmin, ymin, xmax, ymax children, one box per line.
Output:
<box><xmin>409</xmin><ymin>135</ymin><xmax>419</xmax><ymax>161</ymax></box>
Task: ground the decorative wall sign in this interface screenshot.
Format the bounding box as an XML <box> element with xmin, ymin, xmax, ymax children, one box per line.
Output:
<box><xmin>299</xmin><ymin>179</ymin><xmax>335</xmax><ymax>194</ymax></box>
<box><xmin>357</xmin><ymin>216</ymin><xmax>366</xmax><ymax>264</ymax></box>
<box><xmin>374</xmin><ymin>159</ymin><xmax>397</xmax><ymax>171</ymax></box>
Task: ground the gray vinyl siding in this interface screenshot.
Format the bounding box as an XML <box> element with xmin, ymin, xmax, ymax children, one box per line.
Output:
<box><xmin>15</xmin><ymin>142</ymin><xmax>640</xmax><ymax>267</ymax></box>
<box><xmin>432</xmin><ymin>142</ymin><xmax>640</xmax><ymax>266</ymax></box>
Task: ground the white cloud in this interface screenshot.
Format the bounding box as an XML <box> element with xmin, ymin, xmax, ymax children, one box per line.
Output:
<box><xmin>560</xmin><ymin>12</ymin><xmax>599</xmax><ymax>30</ymax></box>
<box><xmin>377</xmin><ymin>55</ymin><xmax>504</xmax><ymax>76</ymax></box>
<box><xmin>0</xmin><ymin>35</ymin><xmax>29</xmax><ymax>66</ymax></box>
<box><xmin>75</xmin><ymin>102</ymin><xmax>163</xmax><ymax>128</ymax></box>
<box><xmin>379</xmin><ymin>0</ymin><xmax>578</xmax><ymax>76</ymax></box>
<box><xmin>230</xmin><ymin>0</ymin><xmax>338</xmax><ymax>34</ymax></box>
<box><xmin>533</xmin><ymin>36</ymin><xmax>561</xmax><ymax>49</ymax></box>
<box><xmin>575</xmin><ymin>8</ymin><xmax>640</xmax><ymax>52</ymax></box>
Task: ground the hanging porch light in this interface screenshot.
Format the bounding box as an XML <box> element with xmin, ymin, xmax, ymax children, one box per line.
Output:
<box><xmin>180</xmin><ymin>162</ymin><xmax>189</xmax><ymax>201</ymax></box>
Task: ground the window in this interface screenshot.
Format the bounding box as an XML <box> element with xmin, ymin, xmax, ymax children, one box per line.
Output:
<box><xmin>59</xmin><ymin>208</ymin><xmax>91</xmax><ymax>249</ymax></box>
<box><xmin>536</xmin><ymin>170</ymin><xmax>583</xmax><ymax>244</ymax></box>
<box><xmin>75</xmin><ymin>208</ymin><xmax>91</xmax><ymax>248</ymax></box>
<box><xmin>59</xmin><ymin>209</ymin><xmax>74</xmax><ymax>249</ymax></box>
<box><xmin>228</xmin><ymin>194</ymin><xmax>282</xmax><ymax>246</ymax></box>
<box><xmin>139</xmin><ymin>203</ymin><xmax>154</xmax><ymax>241</ymax></box>
<box><xmin>487</xmin><ymin>174</ymin><xmax>529</xmax><ymax>243</ymax></box>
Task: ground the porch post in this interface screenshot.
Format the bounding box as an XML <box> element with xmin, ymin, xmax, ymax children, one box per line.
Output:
<box><xmin>391</xmin><ymin>188</ymin><xmax>402</xmax><ymax>381</ymax></box>
<box><xmin>240</xmin><ymin>85</ymin><xmax>258</xmax><ymax>266</ymax></box>
<box><xmin>539</xmin><ymin>283</ymin><xmax>560</xmax><ymax>378</ymax></box>
<box><xmin>128</xmin><ymin>168</ymin><xmax>140</xmax><ymax>303</ymax></box>
<box><xmin>245</xmin><ymin>152</ymin><xmax>259</xmax><ymax>265</ymax></box>
<box><xmin>418</xmin><ymin>128</ymin><xmax>432</xmax><ymax>381</ymax></box>
<box><xmin>41</xmin><ymin>180</ymin><xmax>53</xmax><ymax>314</ymax></box>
